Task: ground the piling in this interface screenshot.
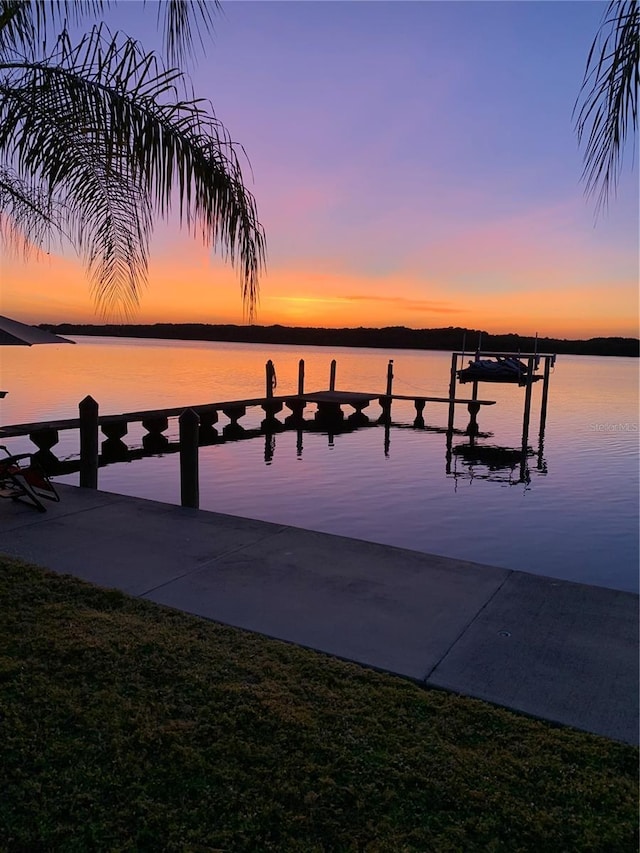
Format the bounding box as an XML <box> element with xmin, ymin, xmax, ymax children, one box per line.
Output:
<box><xmin>266</xmin><ymin>360</ymin><xmax>276</xmax><ymax>399</ymax></box>
<box><xmin>447</xmin><ymin>353</ymin><xmax>457</xmax><ymax>432</ymax></box>
<box><xmin>79</xmin><ymin>395</ymin><xmax>99</xmax><ymax>488</ymax></box>
<box><xmin>521</xmin><ymin>356</ymin><xmax>535</xmax><ymax>454</ymax></box>
<box><xmin>179</xmin><ymin>408</ymin><xmax>200</xmax><ymax>509</ymax></box>
<box><xmin>329</xmin><ymin>359</ymin><xmax>337</xmax><ymax>392</ymax></box>
<box><xmin>298</xmin><ymin>359</ymin><xmax>305</xmax><ymax>395</ymax></box>
<box><xmin>386</xmin><ymin>360</ymin><xmax>394</xmax><ymax>396</ymax></box>
<box><xmin>378</xmin><ymin>359</ymin><xmax>395</xmax><ymax>425</ymax></box>
<box><xmin>539</xmin><ymin>355</ymin><xmax>552</xmax><ymax>439</ymax></box>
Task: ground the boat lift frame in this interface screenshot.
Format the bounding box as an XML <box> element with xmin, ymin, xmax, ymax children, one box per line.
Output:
<box><xmin>447</xmin><ymin>351</ymin><xmax>557</xmax><ymax>466</ymax></box>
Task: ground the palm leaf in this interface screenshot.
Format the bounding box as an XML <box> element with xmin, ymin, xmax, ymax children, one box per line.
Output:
<box><xmin>0</xmin><ymin>1</ymin><xmax>219</xmax><ymax>67</ymax></box>
<box><xmin>0</xmin><ymin>165</ymin><xmax>64</xmax><ymax>257</ymax></box>
<box><xmin>0</xmin><ymin>23</ymin><xmax>265</xmax><ymax>318</ymax></box>
<box><xmin>0</xmin><ymin>1</ymin><xmax>109</xmax><ymax>56</ymax></box>
<box><xmin>153</xmin><ymin>0</ymin><xmax>219</xmax><ymax>66</ymax></box>
<box><xmin>575</xmin><ymin>0</ymin><xmax>639</xmax><ymax>213</ymax></box>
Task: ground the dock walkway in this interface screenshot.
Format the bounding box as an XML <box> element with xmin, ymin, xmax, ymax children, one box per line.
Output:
<box><xmin>0</xmin><ymin>391</ymin><xmax>495</xmax><ymax>438</ymax></box>
<box><xmin>2</xmin><ymin>484</ymin><xmax>637</xmax><ymax>745</ymax></box>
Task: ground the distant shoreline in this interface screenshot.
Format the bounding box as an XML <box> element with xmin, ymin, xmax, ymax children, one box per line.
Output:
<box><xmin>41</xmin><ymin>323</ymin><xmax>640</xmax><ymax>358</ymax></box>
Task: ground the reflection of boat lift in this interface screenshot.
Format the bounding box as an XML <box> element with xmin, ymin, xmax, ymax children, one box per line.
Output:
<box><xmin>446</xmin><ymin>442</ymin><xmax>547</xmax><ymax>488</ymax></box>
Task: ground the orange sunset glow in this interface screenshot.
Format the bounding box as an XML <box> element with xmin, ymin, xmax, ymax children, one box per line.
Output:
<box><xmin>2</xmin><ymin>240</ymin><xmax>638</xmax><ymax>340</ymax></box>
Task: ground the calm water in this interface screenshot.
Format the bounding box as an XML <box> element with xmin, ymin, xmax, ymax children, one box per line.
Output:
<box><xmin>1</xmin><ymin>336</ymin><xmax>638</xmax><ymax>592</ymax></box>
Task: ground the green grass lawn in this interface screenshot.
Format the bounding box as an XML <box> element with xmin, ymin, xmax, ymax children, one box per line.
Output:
<box><xmin>0</xmin><ymin>556</ymin><xmax>637</xmax><ymax>852</ymax></box>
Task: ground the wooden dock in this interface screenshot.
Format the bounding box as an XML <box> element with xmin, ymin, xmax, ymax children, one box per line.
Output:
<box><xmin>0</xmin><ymin>390</ymin><xmax>496</xmax><ymax>436</ymax></box>
<box><xmin>0</xmin><ymin>391</ymin><xmax>496</xmax><ymax>440</ymax></box>
<box><xmin>0</xmin><ymin>356</ymin><xmax>503</xmax><ymax>507</ymax></box>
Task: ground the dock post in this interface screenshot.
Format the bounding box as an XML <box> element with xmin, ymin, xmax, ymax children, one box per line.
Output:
<box><xmin>539</xmin><ymin>355</ymin><xmax>552</xmax><ymax>440</ymax></box>
<box><xmin>329</xmin><ymin>359</ymin><xmax>337</xmax><ymax>392</ymax></box>
<box><xmin>521</xmin><ymin>356</ymin><xmax>535</xmax><ymax>456</ymax></box>
<box><xmin>447</xmin><ymin>353</ymin><xmax>457</xmax><ymax>432</ymax></box>
<box><xmin>179</xmin><ymin>408</ymin><xmax>200</xmax><ymax>509</ymax></box>
<box><xmin>377</xmin><ymin>358</ymin><xmax>394</xmax><ymax>424</ymax></box>
<box><xmin>298</xmin><ymin>359</ymin><xmax>305</xmax><ymax>395</ymax></box>
<box><xmin>266</xmin><ymin>360</ymin><xmax>276</xmax><ymax>400</ymax></box>
<box><xmin>79</xmin><ymin>395</ymin><xmax>99</xmax><ymax>489</ymax></box>
<box><xmin>386</xmin><ymin>359</ymin><xmax>394</xmax><ymax>395</ymax></box>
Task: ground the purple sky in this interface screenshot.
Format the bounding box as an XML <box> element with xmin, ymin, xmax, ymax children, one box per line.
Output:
<box><xmin>6</xmin><ymin>1</ymin><xmax>639</xmax><ymax>335</ymax></box>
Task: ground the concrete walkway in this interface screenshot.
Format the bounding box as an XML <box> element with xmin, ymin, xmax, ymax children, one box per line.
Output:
<box><xmin>2</xmin><ymin>484</ymin><xmax>638</xmax><ymax>744</ymax></box>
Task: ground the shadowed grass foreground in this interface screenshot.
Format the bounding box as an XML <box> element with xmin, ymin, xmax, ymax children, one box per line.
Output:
<box><xmin>0</xmin><ymin>556</ymin><xmax>637</xmax><ymax>852</ymax></box>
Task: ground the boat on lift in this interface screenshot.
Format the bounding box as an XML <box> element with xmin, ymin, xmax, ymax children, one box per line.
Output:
<box><xmin>457</xmin><ymin>354</ymin><xmax>536</xmax><ymax>383</ymax></box>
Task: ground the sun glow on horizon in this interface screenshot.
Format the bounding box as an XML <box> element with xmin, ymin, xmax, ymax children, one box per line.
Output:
<box><xmin>2</xmin><ymin>244</ymin><xmax>638</xmax><ymax>340</ymax></box>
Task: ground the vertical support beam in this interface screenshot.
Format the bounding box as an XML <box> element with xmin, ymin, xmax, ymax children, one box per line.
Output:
<box><xmin>298</xmin><ymin>359</ymin><xmax>305</xmax><ymax>395</ymax></box>
<box><xmin>447</xmin><ymin>352</ymin><xmax>457</xmax><ymax>432</ymax></box>
<box><xmin>378</xmin><ymin>358</ymin><xmax>395</xmax><ymax>425</ymax></box>
<box><xmin>179</xmin><ymin>408</ymin><xmax>200</xmax><ymax>509</ymax></box>
<box><xmin>266</xmin><ymin>360</ymin><xmax>276</xmax><ymax>400</ymax></box>
<box><xmin>539</xmin><ymin>355</ymin><xmax>552</xmax><ymax>440</ymax></box>
<box><xmin>521</xmin><ymin>356</ymin><xmax>535</xmax><ymax>455</ymax></box>
<box><xmin>329</xmin><ymin>359</ymin><xmax>337</xmax><ymax>392</ymax></box>
<box><xmin>79</xmin><ymin>395</ymin><xmax>99</xmax><ymax>489</ymax></box>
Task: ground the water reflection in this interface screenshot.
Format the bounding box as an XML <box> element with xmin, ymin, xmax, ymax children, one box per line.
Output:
<box><xmin>444</xmin><ymin>413</ymin><xmax>548</xmax><ymax>487</ymax></box>
<box><xmin>11</xmin><ymin>390</ymin><xmax>551</xmax><ymax>498</ymax></box>
<box><xmin>448</xmin><ymin>444</ymin><xmax>535</xmax><ymax>488</ymax></box>
<box><xmin>99</xmin><ymin>414</ymin><xmax>547</xmax><ymax>491</ymax></box>
<box><xmin>258</xmin><ymin>412</ymin><xmax>551</xmax><ymax>488</ymax></box>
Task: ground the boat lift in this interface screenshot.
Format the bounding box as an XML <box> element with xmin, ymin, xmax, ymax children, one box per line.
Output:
<box><xmin>446</xmin><ymin>345</ymin><xmax>557</xmax><ymax>485</ymax></box>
